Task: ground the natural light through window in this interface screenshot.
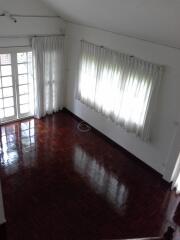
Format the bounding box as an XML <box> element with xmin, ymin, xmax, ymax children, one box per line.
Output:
<box><xmin>17</xmin><ymin>51</ymin><xmax>34</xmax><ymax>116</ymax></box>
<box><xmin>0</xmin><ymin>48</ymin><xmax>34</xmax><ymax>123</ymax></box>
<box><xmin>0</xmin><ymin>54</ymin><xmax>15</xmax><ymax>120</ymax></box>
<box><xmin>77</xmin><ymin>41</ymin><xmax>163</xmax><ymax>140</ymax></box>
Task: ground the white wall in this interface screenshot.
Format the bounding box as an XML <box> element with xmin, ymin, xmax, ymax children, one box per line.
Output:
<box><xmin>65</xmin><ymin>22</ymin><xmax>180</xmax><ymax>182</ymax></box>
<box><xmin>0</xmin><ymin>0</ymin><xmax>65</xmax><ymax>47</ymax></box>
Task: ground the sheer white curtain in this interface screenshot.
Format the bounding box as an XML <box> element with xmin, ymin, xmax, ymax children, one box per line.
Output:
<box><xmin>171</xmin><ymin>153</ymin><xmax>180</xmax><ymax>193</ymax></box>
<box><xmin>32</xmin><ymin>36</ymin><xmax>64</xmax><ymax>118</ymax></box>
<box><xmin>77</xmin><ymin>40</ymin><xmax>163</xmax><ymax>140</ymax></box>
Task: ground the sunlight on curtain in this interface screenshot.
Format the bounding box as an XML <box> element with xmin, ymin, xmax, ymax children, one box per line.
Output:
<box><xmin>171</xmin><ymin>153</ymin><xmax>180</xmax><ymax>193</ymax></box>
<box><xmin>77</xmin><ymin>41</ymin><xmax>163</xmax><ymax>140</ymax></box>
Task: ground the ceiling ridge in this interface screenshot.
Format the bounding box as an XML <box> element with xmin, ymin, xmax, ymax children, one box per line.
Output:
<box><xmin>66</xmin><ymin>20</ymin><xmax>180</xmax><ymax>51</ymax></box>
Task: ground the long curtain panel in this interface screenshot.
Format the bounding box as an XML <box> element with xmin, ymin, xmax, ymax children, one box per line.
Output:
<box><xmin>32</xmin><ymin>36</ymin><xmax>64</xmax><ymax>118</ymax></box>
<box><xmin>77</xmin><ymin>40</ymin><xmax>164</xmax><ymax>140</ymax></box>
<box><xmin>171</xmin><ymin>153</ymin><xmax>180</xmax><ymax>193</ymax></box>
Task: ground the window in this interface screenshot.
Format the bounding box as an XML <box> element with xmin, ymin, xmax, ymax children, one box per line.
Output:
<box><xmin>77</xmin><ymin>41</ymin><xmax>163</xmax><ymax>140</ymax></box>
<box><xmin>0</xmin><ymin>53</ymin><xmax>15</xmax><ymax>121</ymax></box>
<box><xmin>0</xmin><ymin>48</ymin><xmax>34</xmax><ymax>123</ymax></box>
<box><xmin>17</xmin><ymin>51</ymin><xmax>34</xmax><ymax>116</ymax></box>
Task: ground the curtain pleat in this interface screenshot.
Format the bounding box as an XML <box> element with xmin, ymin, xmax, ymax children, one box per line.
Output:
<box><xmin>32</xmin><ymin>36</ymin><xmax>64</xmax><ymax>118</ymax></box>
<box><xmin>171</xmin><ymin>153</ymin><xmax>180</xmax><ymax>193</ymax></box>
<box><xmin>77</xmin><ymin>40</ymin><xmax>164</xmax><ymax>140</ymax></box>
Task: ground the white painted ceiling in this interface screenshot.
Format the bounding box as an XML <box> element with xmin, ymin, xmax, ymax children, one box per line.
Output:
<box><xmin>0</xmin><ymin>0</ymin><xmax>56</xmax><ymax>16</ymax></box>
<box><xmin>41</xmin><ymin>0</ymin><xmax>180</xmax><ymax>48</ymax></box>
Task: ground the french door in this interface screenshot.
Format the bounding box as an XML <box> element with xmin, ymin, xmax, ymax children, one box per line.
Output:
<box><xmin>0</xmin><ymin>47</ymin><xmax>34</xmax><ymax>123</ymax></box>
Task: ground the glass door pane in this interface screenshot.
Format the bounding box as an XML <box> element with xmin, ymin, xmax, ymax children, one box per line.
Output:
<box><xmin>0</xmin><ymin>53</ymin><xmax>16</xmax><ymax>122</ymax></box>
<box><xmin>16</xmin><ymin>51</ymin><xmax>34</xmax><ymax>118</ymax></box>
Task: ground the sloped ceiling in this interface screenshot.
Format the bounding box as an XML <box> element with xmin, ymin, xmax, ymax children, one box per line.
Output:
<box><xmin>0</xmin><ymin>0</ymin><xmax>57</xmax><ymax>16</ymax></box>
<box><xmin>41</xmin><ymin>0</ymin><xmax>180</xmax><ymax>49</ymax></box>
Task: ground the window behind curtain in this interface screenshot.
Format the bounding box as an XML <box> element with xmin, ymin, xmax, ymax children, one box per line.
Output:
<box><xmin>77</xmin><ymin>41</ymin><xmax>163</xmax><ymax>140</ymax></box>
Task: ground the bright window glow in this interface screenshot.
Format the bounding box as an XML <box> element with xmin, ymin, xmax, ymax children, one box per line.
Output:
<box><xmin>1</xmin><ymin>65</ymin><xmax>12</xmax><ymax>76</ymax></box>
<box><xmin>18</xmin><ymin>74</ymin><xmax>28</xmax><ymax>85</ymax></box>
<box><xmin>0</xmin><ymin>50</ymin><xmax>34</xmax><ymax>123</ymax></box>
<box><xmin>20</xmin><ymin>104</ymin><xmax>30</xmax><ymax>114</ymax></box>
<box><xmin>0</xmin><ymin>53</ymin><xmax>15</xmax><ymax>121</ymax></box>
<box><xmin>78</xmin><ymin>41</ymin><xmax>162</xmax><ymax>139</ymax></box>
<box><xmin>2</xmin><ymin>76</ymin><xmax>12</xmax><ymax>87</ymax></box>
<box><xmin>17</xmin><ymin>51</ymin><xmax>34</xmax><ymax>116</ymax></box>
<box><xmin>4</xmin><ymin>107</ymin><xmax>14</xmax><ymax>117</ymax></box>
<box><xmin>79</xmin><ymin>60</ymin><xmax>151</xmax><ymax>128</ymax></box>
<box><xmin>4</xmin><ymin>97</ymin><xmax>14</xmax><ymax>108</ymax></box>
<box><xmin>171</xmin><ymin>153</ymin><xmax>180</xmax><ymax>193</ymax></box>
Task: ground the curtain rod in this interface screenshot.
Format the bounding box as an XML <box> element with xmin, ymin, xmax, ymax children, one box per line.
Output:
<box><xmin>0</xmin><ymin>34</ymin><xmax>65</xmax><ymax>39</ymax></box>
<box><xmin>81</xmin><ymin>39</ymin><xmax>165</xmax><ymax>67</ymax></box>
<box><xmin>11</xmin><ymin>14</ymin><xmax>61</xmax><ymax>18</ymax></box>
<box><xmin>32</xmin><ymin>34</ymin><xmax>65</xmax><ymax>37</ymax></box>
<box><xmin>0</xmin><ymin>13</ymin><xmax>63</xmax><ymax>20</ymax></box>
<box><xmin>0</xmin><ymin>45</ymin><xmax>30</xmax><ymax>48</ymax></box>
<box><xmin>0</xmin><ymin>11</ymin><xmax>64</xmax><ymax>23</ymax></box>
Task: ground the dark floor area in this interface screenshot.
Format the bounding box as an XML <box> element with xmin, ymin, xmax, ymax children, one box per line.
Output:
<box><xmin>0</xmin><ymin>111</ymin><xmax>180</xmax><ymax>240</ymax></box>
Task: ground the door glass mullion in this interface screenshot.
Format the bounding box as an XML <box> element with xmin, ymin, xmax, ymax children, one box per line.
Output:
<box><xmin>11</xmin><ymin>49</ymin><xmax>19</xmax><ymax>120</ymax></box>
<box><xmin>0</xmin><ymin>63</ymin><xmax>5</xmax><ymax>120</ymax></box>
<box><xmin>17</xmin><ymin>51</ymin><xmax>34</xmax><ymax>118</ymax></box>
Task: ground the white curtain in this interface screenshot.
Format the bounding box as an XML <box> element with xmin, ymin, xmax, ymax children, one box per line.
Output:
<box><xmin>32</xmin><ymin>36</ymin><xmax>64</xmax><ymax>118</ymax></box>
<box><xmin>171</xmin><ymin>153</ymin><xmax>180</xmax><ymax>193</ymax></box>
<box><xmin>77</xmin><ymin>40</ymin><xmax>163</xmax><ymax>140</ymax></box>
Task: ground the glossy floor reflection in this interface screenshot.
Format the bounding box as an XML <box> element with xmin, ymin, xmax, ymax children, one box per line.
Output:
<box><xmin>0</xmin><ymin>111</ymin><xmax>180</xmax><ymax>240</ymax></box>
<box><xmin>0</xmin><ymin>119</ymin><xmax>35</xmax><ymax>175</ymax></box>
<box><xmin>74</xmin><ymin>146</ymin><xmax>128</xmax><ymax>214</ymax></box>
